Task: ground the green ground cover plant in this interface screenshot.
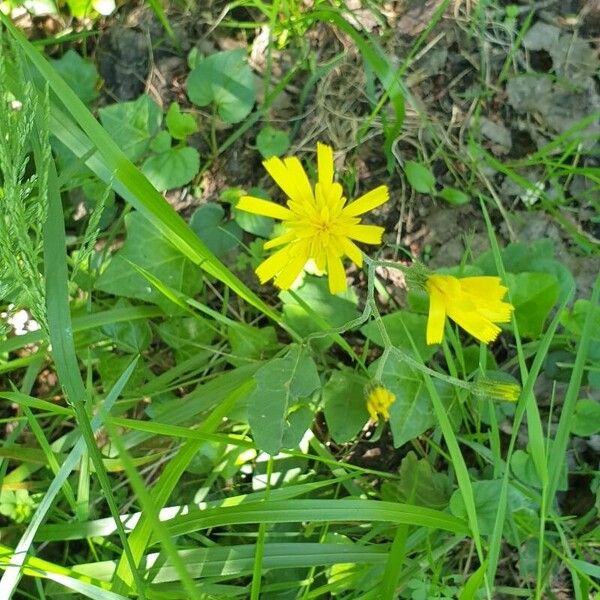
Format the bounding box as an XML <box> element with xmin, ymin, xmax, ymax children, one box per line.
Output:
<box><xmin>0</xmin><ymin>1</ymin><xmax>599</xmax><ymax>599</ymax></box>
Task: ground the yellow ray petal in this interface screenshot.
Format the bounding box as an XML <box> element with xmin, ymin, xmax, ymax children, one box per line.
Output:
<box><xmin>262</xmin><ymin>157</ymin><xmax>301</xmax><ymax>202</ymax></box>
<box><xmin>343</xmin><ymin>185</ymin><xmax>389</xmax><ymax>217</ymax></box>
<box><xmin>255</xmin><ymin>246</ymin><xmax>291</xmax><ymax>283</ymax></box>
<box><xmin>347</xmin><ymin>224</ymin><xmax>385</xmax><ymax>244</ymax></box>
<box><xmin>477</xmin><ymin>301</ymin><xmax>514</xmax><ymax>323</ymax></box>
<box><xmin>427</xmin><ymin>274</ymin><xmax>461</xmax><ymax>298</ymax></box>
<box><xmin>446</xmin><ymin>303</ymin><xmax>502</xmax><ymax>344</ymax></box>
<box><xmin>426</xmin><ymin>285</ymin><xmax>447</xmax><ymax>344</ymax></box>
<box><xmin>263</xmin><ymin>230</ymin><xmax>296</xmax><ymax>250</ymax></box>
<box><xmin>339</xmin><ymin>236</ymin><xmax>363</xmax><ymax>267</ymax></box>
<box><xmin>283</xmin><ymin>156</ymin><xmax>315</xmax><ymax>204</ymax></box>
<box><xmin>326</xmin><ymin>246</ymin><xmax>347</xmax><ymax>294</ymax></box>
<box><xmin>317</xmin><ymin>143</ymin><xmax>334</xmax><ymax>187</ymax></box>
<box><xmin>459</xmin><ymin>276</ymin><xmax>509</xmax><ymax>302</ymax></box>
<box><xmin>273</xmin><ymin>243</ymin><xmax>309</xmax><ymax>289</ymax></box>
<box><xmin>237</xmin><ymin>196</ymin><xmax>293</xmax><ymax>221</ymax></box>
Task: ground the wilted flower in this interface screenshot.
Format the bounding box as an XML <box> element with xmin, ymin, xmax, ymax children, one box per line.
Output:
<box><xmin>366</xmin><ymin>384</ymin><xmax>396</xmax><ymax>421</ymax></box>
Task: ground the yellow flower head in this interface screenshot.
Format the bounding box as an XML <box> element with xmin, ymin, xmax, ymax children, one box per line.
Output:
<box><xmin>366</xmin><ymin>384</ymin><xmax>396</xmax><ymax>422</ymax></box>
<box><xmin>425</xmin><ymin>274</ymin><xmax>514</xmax><ymax>345</ymax></box>
<box><xmin>236</xmin><ymin>143</ymin><xmax>390</xmax><ymax>294</ymax></box>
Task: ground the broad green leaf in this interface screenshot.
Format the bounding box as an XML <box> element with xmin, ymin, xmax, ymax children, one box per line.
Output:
<box><xmin>186</xmin><ymin>49</ymin><xmax>255</xmax><ymax>123</ymax></box>
<box><xmin>438</xmin><ymin>187</ymin><xmax>470</xmax><ymax>205</ymax></box>
<box><xmin>561</xmin><ymin>299</ymin><xmax>600</xmax><ymax>362</ymax></box>
<box><xmin>98</xmin><ymin>95</ymin><xmax>162</xmax><ymax>161</ymax></box>
<box><xmin>371</xmin><ymin>352</ymin><xmax>453</xmax><ymax>448</ymax></box>
<box><xmin>247</xmin><ymin>345</ymin><xmax>321</xmax><ymax>454</ymax></box>
<box><xmin>505</xmin><ymin>271</ymin><xmax>559</xmax><ymax>338</ymax></box>
<box><xmin>543</xmin><ymin>350</ymin><xmax>575</xmax><ymax>382</ymax></box>
<box><xmin>149</xmin><ymin>130</ymin><xmax>172</xmax><ymax>154</ymax></box>
<box><xmin>322</xmin><ymin>369</ymin><xmax>369</xmax><ymax>443</ymax></box>
<box><xmin>189</xmin><ymin>203</ymin><xmax>242</xmax><ymax>257</ymax></box>
<box><xmin>450</xmin><ymin>479</ymin><xmax>535</xmax><ymax>536</ymax></box>
<box><xmin>281</xmin><ymin>276</ymin><xmax>359</xmax><ymax>351</ymax></box>
<box><xmin>475</xmin><ymin>240</ymin><xmax>574</xmax><ymax>303</ymax></box>
<box><xmin>95</xmin><ymin>350</ymin><xmax>151</xmax><ymax>394</ymax></box>
<box><xmin>101</xmin><ymin>302</ymin><xmax>152</xmax><ymax>353</ymax></box>
<box><xmin>361</xmin><ymin>311</ymin><xmax>435</xmax><ymax>361</ymax></box>
<box><xmin>404</xmin><ymin>160</ymin><xmax>435</xmax><ymax>194</ymax></box>
<box><xmin>512</xmin><ymin>446</ymin><xmax>568</xmax><ymax>493</ymax></box>
<box><xmin>256</xmin><ymin>126</ymin><xmax>290</xmax><ymax>158</ymax></box>
<box><xmin>50</xmin><ymin>50</ymin><xmax>98</xmax><ymax>105</ymax></box>
<box><xmin>476</xmin><ymin>239</ymin><xmax>554</xmax><ymax>272</ymax></box>
<box><xmin>95</xmin><ymin>212</ymin><xmax>202</xmax><ymax>311</ymax></box>
<box><xmin>165</xmin><ymin>102</ymin><xmax>198</xmax><ymax>140</ymax></box>
<box><xmin>142</xmin><ymin>146</ymin><xmax>200</xmax><ymax>191</ymax></box>
<box><xmin>571</xmin><ymin>399</ymin><xmax>600</xmax><ymax>437</ymax></box>
<box><xmin>381</xmin><ymin>451</ymin><xmax>450</xmax><ymax>509</ymax></box>
<box><xmin>157</xmin><ymin>316</ymin><xmax>216</xmax><ymax>362</ymax></box>
<box><xmin>227</xmin><ymin>324</ymin><xmax>278</xmax><ymax>367</ymax></box>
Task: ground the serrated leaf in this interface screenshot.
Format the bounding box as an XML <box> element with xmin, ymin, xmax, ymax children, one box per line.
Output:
<box><xmin>247</xmin><ymin>345</ymin><xmax>321</xmax><ymax>454</ymax></box>
<box><xmin>142</xmin><ymin>146</ymin><xmax>200</xmax><ymax>191</ymax></box>
<box><xmin>322</xmin><ymin>369</ymin><xmax>370</xmax><ymax>443</ymax></box>
<box><xmin>98</xmin><ymin>95</ymin><xmax>162</xmax><ymax>161</ymax></box>
<box><xmin>186</xmin><ymin>49</ymin><xmax>255</xmax><ymax>123</ymax></box>
<box><xmin>95</xmin><ymin>212</ymin><xmax>202</xmax><ymax>311</ymax></box>
<box><xmin>50</xmin><ymin>49</ymin><xmax>98</xmax><ymax>105</ymax></box>
<box><xmin>165</xmin><ymin>102</ymin><xmax>198</xmax><ymax>140</ymax></box>
<box><xmin>256</xmin><ymin>126</ymin><xmax>290</xmax><ymax>158</ymax></box>
<box><xmin>404</xmin><ymin>160</ymin><xmax>435</xmax><ymax>193</ymax></box>
<box><xmin>189</xmin><ymin>203</ymin><xmax>242</xmax><ymax>257</ymax></box>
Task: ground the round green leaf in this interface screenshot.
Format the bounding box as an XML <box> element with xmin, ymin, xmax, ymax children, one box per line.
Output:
<box><xmin>50</xmin><ymin>49</ymin><xmax>99</xmax><ymax>106</ymax></box>
<box><xmin>99</xmin><ymin>95</ymin><xmax>162</xmax><ymax>161</ymax></box>
<box><xmin>571</xmin><ymin>399</ymin><xmax>600</xmax><ymax>437</ymax></box>
<box><xmin>142</xmin><ymin>146</ymin><xmax>200</xmax><ymax>191</ymax></box>
<box><xmin>256</xmin><ymin>126</ymin><xmax>290</xmax><ymax>158</ymax></box>
<box><xmin>404</xmin><ymin>160</ymin><xmax>436</xmax><ymax>193</ymax></box>
<box><xmin>189</xmin><ymin>203</ymin><xmax>242</xmax><ymax>257</ymax></box>
<box><xmin>322</xmin><ymin>369</ymin><xmax>369</xmax><ymax>443</ymax></box>
<box><xmin>186</xmin><ymin>49</ymin><xmax>255</xmax><ymax>123</ymax></box>
<box><xmin>166</xmin><ymin>102</ymin><xmax>198</xmax><ymax>140</ymax></box>
<box><xmin>150</xmin><ymin>130</ymin><xmax>172</xmax><ymax>154</ymax></box>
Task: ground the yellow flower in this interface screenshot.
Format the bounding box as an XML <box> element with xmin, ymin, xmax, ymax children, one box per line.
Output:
<box><xmin>366</xmin><ymin>385</ymin><xmax>396</xmax><ymax>421</ymax></box>
<box><xmin>236</xmin><ymin>143</ymin><xmax>390</xmax><ymax>294</ymax></box>
<box><xmin>425</xmin><ymin>274</ymin><xmax>514</xmax><ymax>345</ymax></box>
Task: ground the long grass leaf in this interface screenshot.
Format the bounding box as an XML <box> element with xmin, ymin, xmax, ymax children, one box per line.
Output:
<box><xmin>0</xmin><ymin>14</ymin><xmax>284</xmax><ymax>327</ymax></box>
